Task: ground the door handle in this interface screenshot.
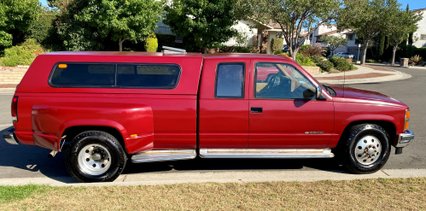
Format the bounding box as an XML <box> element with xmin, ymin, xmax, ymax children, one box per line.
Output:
<box><xmin>251</xmin><ymin>107</ymin><xmax>263</xmax><ymax>113</ymax></box>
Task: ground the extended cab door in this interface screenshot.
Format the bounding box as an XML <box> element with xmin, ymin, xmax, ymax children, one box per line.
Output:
<box><xmin>198</xmin><ymin>58</ymin><xmax>250</xmax><ymax>148</ymax></box>
<box><xmin>249</xmin><ymin>61</ymin><xmax>336</xmax><ymax>148</ymax></box>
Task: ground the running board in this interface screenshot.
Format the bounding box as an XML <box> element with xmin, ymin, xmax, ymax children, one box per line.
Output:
<box><xmin>199</xmin><ymin>148</ymin><xmax>334</xmax><ymax>159</ymax></box>
<box><xmin>131</xmin><ymin>150</ymin><xmax>196</xmax><ymax>163</ymax></box>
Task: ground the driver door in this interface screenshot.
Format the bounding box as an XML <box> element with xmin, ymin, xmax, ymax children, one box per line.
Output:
<box><xmin>249</xmin><ymin>62</ymin><xmax>335</xmax><ymax>149</ymax></box>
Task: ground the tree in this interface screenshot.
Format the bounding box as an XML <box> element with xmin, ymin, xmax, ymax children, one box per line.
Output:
<box><xmin>0</xmin><ymin>5</ymin><xmax>12</xmax><ymax>51</ymax></box>
<box><xmin>385</xmin><ymin>1</ymin><xmax>421</xmax><ymax>65</ymax></box>
<box><xmin>338</xmin><ymin>0</ymin><xmax>388</xmax><ymax>64</ymax></box>
<box><xmin>56</xmin><ymin>0</ymin><xmax>163</xmax><ymax>51</ymax></box>
<box><xmin>0</xmin><ymin>0</ymin><xmax>41</xmax><ymax>45</ymax></box>
<box><xmin>239</xmin><ymin>0</ymin><xmax>340</xmax><ymax>59</ymax></box>
<box><xmin>321</xmin><ymin>35</ymin><xmax>347</xmax><ymax>56</ymax></box>
<box><xmin>48</xmin><ymin>0</ymin><xmax>73</xmax><ymax>12</ymax></box>
<box><xmin>165</xmin><ymin>0</ymin><xmax>239</xmax><ymax>52</ymax></box>
<box><xmin>29</xmin><ymin>8</ymin><xmax>57</xmax><ymax>45</ymax></box>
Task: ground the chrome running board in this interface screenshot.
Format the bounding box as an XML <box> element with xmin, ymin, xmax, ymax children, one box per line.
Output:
<box><xmin>131</xmin><ymin>150</ymin><xmax>196</xmax><ymax>163</ymax></box>
<box><xmin>199</xmin><ymin>148</ymin><xmax>334</xmax><ymax>159</ymax></box>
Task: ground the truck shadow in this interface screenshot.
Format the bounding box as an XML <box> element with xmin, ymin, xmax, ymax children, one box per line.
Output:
<box><xmin>0</xmin><ymin>128</ymin><xmax>345</xmax><ymax>183</ymax></box>
<box><xmin>124</xmin><ymin>158</ymin><xmax>346</xmax><ymax>175</ymax></box>
<box><xmin>0</xmin><ymin>140</ymin><xmax>74</xmax><ymax>182</ymax></box>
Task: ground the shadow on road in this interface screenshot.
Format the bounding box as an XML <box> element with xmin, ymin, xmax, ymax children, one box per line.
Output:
<box><xmin>1</xmin><ymin>127</ymin><xmax>348</xmax><ymax>183</ymax></box>
<box><xmin>124</xmin><ymin>157</ymin><xmax>346</xmax><ymax>175</ymax></box>
<box><xmin>0</xmin><ymin>127</ymin><xmax>74</xmax><ymax>183</ymax></box>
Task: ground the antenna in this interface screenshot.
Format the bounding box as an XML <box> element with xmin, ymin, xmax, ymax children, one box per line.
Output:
<box><xmin>162</xmin><ymin>46</ymin><xmax>187</xmax><ymax>55</ymax></box>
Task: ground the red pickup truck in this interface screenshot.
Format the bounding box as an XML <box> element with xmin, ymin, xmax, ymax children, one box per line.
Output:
<box><xmin>2</xmin><ymin>51</ymin><xmax>414</xmax><ymax>182</ymax></box>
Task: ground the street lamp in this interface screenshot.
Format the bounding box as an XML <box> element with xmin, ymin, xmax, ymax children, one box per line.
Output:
<box><xmin>356</xmin><ymin>44</ymin><xmax>361</xmax><ymax>64</ymax></box>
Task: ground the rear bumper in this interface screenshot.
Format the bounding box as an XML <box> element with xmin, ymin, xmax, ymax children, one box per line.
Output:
<box><xmin>396</xmin><ymin>130</ymin><xmax>414</xmax><ymax>148</ymax></box>
<box><xmin>1</xmin><ymin>127</ymin><xmax>19</xmax><ymax>145</ymax></box>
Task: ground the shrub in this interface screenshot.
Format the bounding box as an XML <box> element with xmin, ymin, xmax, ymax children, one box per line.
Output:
<box><xmin>0</xmin><ymin>39</ymin><xmax>44</xmax><ymax>67</ymax></box>
<box><xmin>330</xmin><ymin>56</ymin><xmax>354</xmax><ymax>71</ymax></box>
<box><xmin>410</xmin><ymin>55</ymin><xmax>423</xmax><ymax>66</ymax></box>
<box><xmin>312</xmin><ymin>56</ymin><xmax>333</xmax><ymax>72</ymax></box>
<box><xmin>145</xmin><ymin>34</ymin><xmax>158</xmax><ymax>52</ymax></box>
<box><xmin>296</xmin><ymin>53</ymin><xmax>316</xmax><ymax>66</ymax></box>
<box><xmin>218</xmin><ymin>45</ymin><xmax>252</xmax><ymax>53</ymax></box>
<box><xmin>272</xmin><ymin>38</ymin><xmax>284</xmax><ymax>53</ymax></box>
<box><xmin>300</xmin><ymin>44</ymin><xmax>325</xmax><ymax>57</ymax></box>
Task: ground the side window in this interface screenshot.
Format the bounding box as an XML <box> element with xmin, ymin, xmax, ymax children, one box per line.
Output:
<box><xmin>50</xmin><ymin>63</ymin><xmax>181</xmax><ymax>89</ymax></box>
<box><xmin>117</xmin><ymin>64</ymin><xmax>180</xmax><ymax>88</ymax></box>
<box><xmin>255</xmin><ymin>63</ymin><xmax>316</xmax><ymax>99</ymax></box>
<box><xmin>50</xmin><ymin>63</ymin><xmax>115</xmax><ymax>87</ymax></box>
<box><xmin>215</xmin><ymin>63</ymin><xmax>245</xmax><ymax>98</ymax></box>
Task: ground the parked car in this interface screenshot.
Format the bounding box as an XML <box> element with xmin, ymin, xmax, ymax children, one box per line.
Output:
<box><xmin>2</xmin><ymin>51</ymin><xmax>414</xmax><ymax>182</ymax></box>
<box><xmin>334</xmin><ymin>52</ymin><xmax>354</xmax><ymax>59</ymax></box>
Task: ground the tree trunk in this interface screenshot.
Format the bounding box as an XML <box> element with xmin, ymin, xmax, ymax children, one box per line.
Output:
<box><xmin>391</xmin><ymin>45</ymin><xmax>398</xmax><ymax>66</ymax></box>
<box><xmin>119</xmin><ymin>40</ymin><xmax>125</xmax><ymax>51</ymax></box>
<box><xmin>361</xmin><ymin>41</ymin><xmax>369</xmax><ymax>65</ymax></box>
<box><xmin>292</xmin><ymin>47</ymin><xmax>299</xmax><ymax>60</ymax></box>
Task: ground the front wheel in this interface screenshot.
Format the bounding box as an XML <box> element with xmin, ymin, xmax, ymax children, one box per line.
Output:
<box><xmin>64</xmin><ymin>130</ymin><xmax>127</xmax><ymax>182</ymax></box>
<box><xmin>339</xmin><ymin>124</ymin><xmax>391</xmax><ymax>174</ymax></box>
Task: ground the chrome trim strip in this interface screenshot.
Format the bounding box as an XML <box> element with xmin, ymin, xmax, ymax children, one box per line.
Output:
<box><xmin>131</xmin><ymin>150</ymin><xmax>196</xmax><ymax>163</ymax></box>
<box><xmin>396</xmin><ymin>130</ymin><xmax>414</xmax><ymax>148</ymax></box>
<box><xmin>199</xmin><ymin>148</ymin><xmax>334</xmax><ymax>159</ymax></box>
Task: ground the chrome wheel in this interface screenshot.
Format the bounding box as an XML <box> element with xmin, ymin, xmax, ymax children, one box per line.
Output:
<box><xmin>354</xmin><ymin>135</ymin><xmax>382</xmax><ymax>166</ymax></box>
<box><xmin>77</xmin><ymin>144</ymin><xmax>112</xmax><ymax>176</ymax></box>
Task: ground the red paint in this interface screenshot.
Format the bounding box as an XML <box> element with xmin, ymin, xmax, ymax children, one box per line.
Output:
<box><xmin>10</xmin><ymin>52</ymin><xmax>408</xmax><ymax>155</ymax></box>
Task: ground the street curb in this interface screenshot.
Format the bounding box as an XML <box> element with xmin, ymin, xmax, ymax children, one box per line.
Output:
<box><xmin>314</xmin><ymin>66</ymin><xmax>412</xmax><ymax>85</ymax></box>
<box><xmin>0</xmin><ymin>169</ymin><xmax>425</xmax><ymax>186</ymax></box>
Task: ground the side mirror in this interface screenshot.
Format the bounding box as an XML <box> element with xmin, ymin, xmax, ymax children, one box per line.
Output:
<box><xmin>303</xmin><ymin>89</ymin><xmax>316</xmax><ymax>99</ymax></box>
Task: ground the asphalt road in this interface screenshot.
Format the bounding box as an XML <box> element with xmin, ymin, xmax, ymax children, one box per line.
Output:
<box><xmin>0</xmin><ymin>67</ymin><xmax>424</xmax><ymax>182</ymax></box>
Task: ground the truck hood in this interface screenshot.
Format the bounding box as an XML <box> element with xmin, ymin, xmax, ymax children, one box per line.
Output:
<box><xmin>331</xmin><ymin>86</ymin><xmax>406</xmax><ymax>106</ymax></box>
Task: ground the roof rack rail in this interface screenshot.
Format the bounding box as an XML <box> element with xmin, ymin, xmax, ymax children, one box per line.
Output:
<box><xmin>162</xmin><ymin>46</ymin><xmax>187</xmax><ymax>55</ymax></box>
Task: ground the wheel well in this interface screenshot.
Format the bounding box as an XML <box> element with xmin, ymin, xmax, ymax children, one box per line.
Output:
<box><xmin>340</xmin><ymin>121</ymin><xmax>397</xmax><ymax>146</ymax></box>
<box><xmin>62</xmin><ymin>126</ymin><xmax>125</xmax><ymax>150</ymax></box>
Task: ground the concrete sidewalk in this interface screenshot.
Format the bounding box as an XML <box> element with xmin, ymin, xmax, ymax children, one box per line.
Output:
<box><xmin>0</xmin><ymin>169</ymin><xmax>424</xmax><ymax>186</ymax></box>
<box><xmin>313</xmin><ymin>65</ymin><xmax>411</xmax><ymax>84</ymax></box>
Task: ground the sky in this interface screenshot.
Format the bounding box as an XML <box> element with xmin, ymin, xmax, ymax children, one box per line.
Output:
<box><xmin>39</xmin><ymin>0</ymin><xmax>426</xmax><ymax>10</ymax></box>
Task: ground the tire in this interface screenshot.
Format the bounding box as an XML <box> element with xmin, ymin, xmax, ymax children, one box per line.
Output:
<box><xmin>64</xmin><ymin>130</ymin><xmax>127</xmax><ymax>182</ymax></box>
<box><xmin>339</xmin><ymin>124</ymin><xmax>391</xmax><ymax>174</ymax></box>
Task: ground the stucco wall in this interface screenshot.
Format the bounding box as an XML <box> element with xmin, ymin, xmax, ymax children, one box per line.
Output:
<box><xmin>413</xmin><ymin>10</ymin><xmax>426</xmax><ymax>48</ymax></box>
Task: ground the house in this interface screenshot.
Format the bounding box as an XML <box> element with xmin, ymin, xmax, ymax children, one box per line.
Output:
<box><xmin>412</xmin><ymin>8</ymin><xmax>426</xmax><ymax>48</ymax></box>
<box><xmin>310</xmin><ymin>24</ymin><xmax>359</xmax><ymax>55</ymax></box>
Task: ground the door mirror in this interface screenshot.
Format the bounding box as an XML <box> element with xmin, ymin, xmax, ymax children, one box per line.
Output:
<box><xmin>303</xmin><ymin>89</ymin><xmax>316</xmax><ymax>99</ymax></box>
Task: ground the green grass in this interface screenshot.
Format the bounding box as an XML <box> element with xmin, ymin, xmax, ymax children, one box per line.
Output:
<box><xmin>0</xmin><ymin>185</ymin><xmax>50</xmax><ymax>203</ymax></box>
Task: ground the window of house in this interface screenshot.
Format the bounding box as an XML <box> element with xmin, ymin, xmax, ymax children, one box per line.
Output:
<box><xmin>421</xmin><ymin>34</ymin><xmax>426</xmax><ymax>40</ymax></box>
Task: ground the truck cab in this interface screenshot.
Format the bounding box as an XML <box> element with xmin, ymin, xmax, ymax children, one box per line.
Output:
<box><xmin>2</xmin><ymin>51</ymin><xmax>414</xmax><ymax>182</ymax></box>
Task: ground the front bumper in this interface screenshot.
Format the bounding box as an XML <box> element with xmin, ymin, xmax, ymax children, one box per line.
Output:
<box><xmin>396</xmin><ymin>130</ymin><xmax>414</xmax><ymax>148</ymax></box>
<box><xmin>1</xmin><ymin>127</ymin><xmax>19</xmax><ymax>145</ymax></box>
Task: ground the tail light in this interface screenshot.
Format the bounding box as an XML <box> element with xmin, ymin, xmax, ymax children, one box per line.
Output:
<box><xmin>11</xmin><ymin>96</ymin><xmax>18</xmax><ymax>122</ymax></box>
<box><xmin>404</xmin><ymin>109</ymin><xmax>410</xmax><ymax>131</ymax></box>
